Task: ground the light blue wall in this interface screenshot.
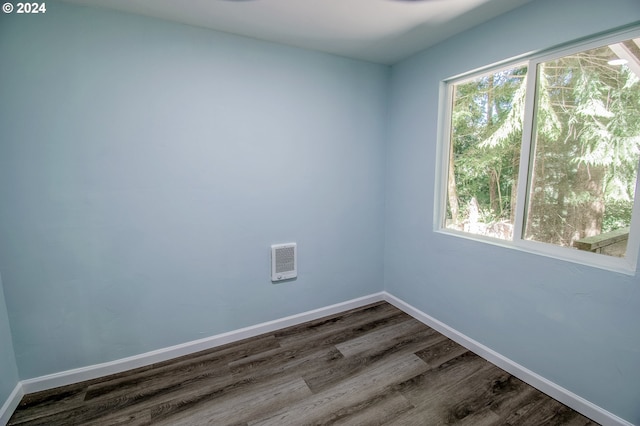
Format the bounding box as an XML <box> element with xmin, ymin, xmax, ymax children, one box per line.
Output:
<box><xmin>0</xmin><ymin>1</ymin><xmax>388</xmax><ymax>379</ymax></box>
<box><xmin>0</xmin><ymin>275</ymin><xmax>19</xmax><ymax>411</ymax></box>
<box><xmin>385</xmin><ymin>0</ymin><xmax>640</xmax><ymax>423</ymax></box>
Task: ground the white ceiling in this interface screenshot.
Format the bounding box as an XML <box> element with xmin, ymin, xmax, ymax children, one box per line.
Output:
<box><xmin>61</xmin><ymin>0</ymin><xmax>537</xmax><ymax>64</ymax></box>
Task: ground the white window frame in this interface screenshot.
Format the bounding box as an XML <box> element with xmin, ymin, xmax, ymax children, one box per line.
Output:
<box><xmin>435</xmin><ymin>25</ymin><xmax>640</xmax><ymax>275</ymax></box>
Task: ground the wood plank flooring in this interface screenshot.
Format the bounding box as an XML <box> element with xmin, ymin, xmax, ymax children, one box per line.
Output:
<box><xmin>8</xmin><ymin>302</ymin><xmax>598</xmax><ymax>425</ymax></box>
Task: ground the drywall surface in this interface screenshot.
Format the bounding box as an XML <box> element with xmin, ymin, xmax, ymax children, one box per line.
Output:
<box><xmin>0</xmin><ymin>1</ymin><xmax>388</xmax><ymax>379</ymax></box>
<box><xmin>385</xmin><ymin>0</ymin><xmax>640</xmax><ymax>423</ymax></box>
<box><xmin>0</xmin><ymin>275</ymin><xmax>19</xmax><ymax>410</ymax></box>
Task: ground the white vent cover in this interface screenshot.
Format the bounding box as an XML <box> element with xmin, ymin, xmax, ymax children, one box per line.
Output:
<box><xmin>271</xmin><ymin>243</ymin><xmax>297</xmax><ymax>281</ymax></box>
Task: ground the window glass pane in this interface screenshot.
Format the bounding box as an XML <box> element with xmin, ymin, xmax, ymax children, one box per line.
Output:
<box><xmin>525</xmin><ymin>38</ymin><xmax>640</xmax><ymax>257</ymax></box>
<box><xmin>446</xmin><ymin>65</ymin><xmax>527</xmax><ymax>240</ymax></box>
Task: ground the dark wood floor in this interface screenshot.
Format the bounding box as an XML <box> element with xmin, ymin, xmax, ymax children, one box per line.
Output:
<box><xmin>8</xmin><ymin>302</ymin><xmax>598</xmax><ymax>425</ymax></box>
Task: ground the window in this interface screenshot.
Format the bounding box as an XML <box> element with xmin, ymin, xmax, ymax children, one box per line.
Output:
<box><xmin>437</xmin><ymin>28</ymin><xmax>640</xmax><ymax>274</ymax></box>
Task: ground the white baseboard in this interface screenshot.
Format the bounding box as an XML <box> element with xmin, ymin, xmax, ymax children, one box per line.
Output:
<box><xmin>382</xmin><ymin>292</ymin><xmax>634</xmax><ymax>426</ymax></box>
<box><xmin>6</xmin><ymin>290</ymin><xmax>633</xmax><ymax>426</ymax></box>
<box><xmin>20</xmin><ymin>292</ymin><xmax>386</xmax><ymax>395</ymax></box>
<box><xmin>0</xmin><ymin>383</ymin><xmax>23</xmax><ymax>426</ymax></box>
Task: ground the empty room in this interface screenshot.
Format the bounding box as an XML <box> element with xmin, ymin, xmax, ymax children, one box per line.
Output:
<box><xmin>1</xmin><ymin>0</ymin><xmax>639</xmax><ymax>424</ymax></box>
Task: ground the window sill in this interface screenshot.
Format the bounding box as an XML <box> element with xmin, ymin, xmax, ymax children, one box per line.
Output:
<box><xmin>435</xmin><ymin>228</ymin><xmax>638</xmax><ymax>276</ymax></box>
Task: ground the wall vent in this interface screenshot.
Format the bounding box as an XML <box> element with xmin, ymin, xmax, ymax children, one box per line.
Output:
<box><xmin>271</xmin><ymin>243</ymin><xmax>297</xmax><ymax>281</ymax></box>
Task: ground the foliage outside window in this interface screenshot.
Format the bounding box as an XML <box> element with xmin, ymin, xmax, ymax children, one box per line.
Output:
<box><xmin>439</xmin><ymin>29</ymin><xmax>640</xmax><ymax>273</ymax></box>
